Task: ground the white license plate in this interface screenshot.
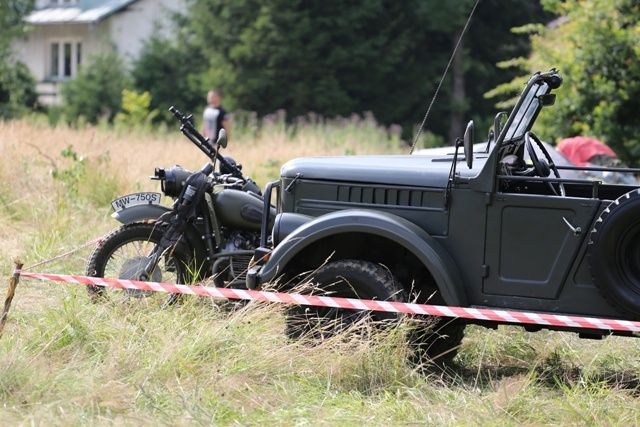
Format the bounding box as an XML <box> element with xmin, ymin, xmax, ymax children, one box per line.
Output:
<box><xmin>111</xmin><ymin>192</ymin><xmax>162</xmax><ymax>212</ymax></box>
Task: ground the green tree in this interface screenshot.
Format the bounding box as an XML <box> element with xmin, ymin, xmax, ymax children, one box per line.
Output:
<box><xmin>452</xmin><ymin>0</ymin><xmax>551</xmax><ymax>141</ymax></box>
<box><xmin>61</xmin><ymin>50</ymin><xmax>131</xmax><ymax>124</ymax></box>
<box><xmin>493</xmin><ymin>0</ymin><xmax>640</xmax><ymax>166</ymax></box>
<box><xmin>131</xmin><ymin>28</ymin><xmax>208</xmax><ymax>123</ymax></box>
<box><xmin>0</xmin><ymin>61</ymin><xmax>38</xmax><ymax>119</ymax></box>
<box><xmin>187</xmin><ymin>0</ymin><xmax>426</xmax><ymax>120</ymax></box>
<box><xmin>164</xmin><ymin>0</ymin><xmax>547</xmax><ymax>143</ymax></box>
<box><xmin>0</xmin><ymin>0</ymin><xmax>33</xmax><ymax>55</ymax></box>
<box><xmin>0</xmin><ymin>0</ymin><xmax>37</xmax><ymax>118</ymax></box>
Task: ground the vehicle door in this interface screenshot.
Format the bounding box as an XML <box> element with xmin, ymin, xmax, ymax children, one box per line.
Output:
<box><xmin>482</xmin><ymin>193</ymin><xmax>599</xmax><ymax>299</ymax></box>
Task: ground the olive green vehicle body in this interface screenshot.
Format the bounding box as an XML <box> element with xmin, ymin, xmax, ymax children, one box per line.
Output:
<box><xmin>248</xmin><ymin>70</ymin><xmax>640</xmax><ymax>336</ymax></box>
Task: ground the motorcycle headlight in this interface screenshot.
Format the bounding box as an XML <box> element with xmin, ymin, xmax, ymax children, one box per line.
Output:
<box><xmin>154</xmin><ymin>166</ymin><xmax>193</xmax><ymax>198</ymax></box>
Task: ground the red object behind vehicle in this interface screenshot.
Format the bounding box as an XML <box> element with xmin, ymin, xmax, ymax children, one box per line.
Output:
<box><xmin>557</xmin><ymin>136</ymin><xmax>617</xmax><ymax>166</ymax></box>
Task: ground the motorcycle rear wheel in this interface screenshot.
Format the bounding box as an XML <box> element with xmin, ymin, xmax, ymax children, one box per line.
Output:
<box><xmin>85</xmin><ymin>222</ymin><xmax>194</xmax><ymax>304</ymax></box>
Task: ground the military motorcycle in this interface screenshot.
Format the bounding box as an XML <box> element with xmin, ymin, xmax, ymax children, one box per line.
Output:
<box><xmin>85</xmin><ymin>106</ymin><xmax>275</xmax><ymax>303</ymax></box>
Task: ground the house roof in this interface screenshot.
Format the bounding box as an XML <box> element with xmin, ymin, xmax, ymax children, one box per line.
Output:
<box><xmin>26</xmin><ymin>0</ymin><xmax>138</xmax><ymax>25</ymax></box>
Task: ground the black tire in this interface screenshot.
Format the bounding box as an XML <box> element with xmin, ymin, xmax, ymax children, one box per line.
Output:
<box><xmin>588</xmin><ymin>189</ymin><xmax>640</xmax><ymax>317</ymax></box>
<box><xmin>85</xmin><ymin>222</ymin><xmax>194</xmax><ymax>304</ymax></box>
<box><xmin>285</xmin><ymin>260</ymin><xmax>405</xmax><ymax>340</ymax></box>
<box><xmin>409</xmin><ymin>317</ymin><xmax>466</xmax><ymax>365</ymax></box>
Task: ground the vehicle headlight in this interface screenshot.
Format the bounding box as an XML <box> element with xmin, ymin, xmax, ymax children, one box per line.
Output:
<box><xmin>154</xmin><ymin>166</ymin><xmax>193</xmax><ymax>198</ymax></box>
<box><xmin>273</xmin><ymin>213</ymin><xmax>313</xmax><ymax>246</ymax></box>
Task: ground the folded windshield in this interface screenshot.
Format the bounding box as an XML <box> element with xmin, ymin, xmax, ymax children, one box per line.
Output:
<box><xmin>503</xmin><ymin>81</ymin><xmax>550</xmax><ymax>142</ymax></box>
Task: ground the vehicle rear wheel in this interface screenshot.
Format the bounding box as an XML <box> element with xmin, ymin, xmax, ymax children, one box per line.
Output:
<box><xmin>85</xmin><ymin>222</ymin><xmax>194</xmax><ymax>305</ymax></box>
<box><xmin>285</xmin><ymin>260</ymin><xmax>404</xmax><ymax>340</ymax></box>
<box><xmin>588</xmin><ymin>189</ymin><xmax>640</xmax><ymax>318</ymax></box>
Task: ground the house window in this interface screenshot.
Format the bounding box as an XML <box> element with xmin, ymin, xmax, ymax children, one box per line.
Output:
<box><xmin>50</xmin><ymin>43</ymin><xmax>59</xmax><ymax>77</ymax></box>
<box><xmin>64</xmin><ymin>43</ymin><xmax>72</xmax><ymax>76</ymax></box>
<box><xmin>49</xmin><ymin>40</ymin><xmax>81</xmax><ymax>80</ymax></box>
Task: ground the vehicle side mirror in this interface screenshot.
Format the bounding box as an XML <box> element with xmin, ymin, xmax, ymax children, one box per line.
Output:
<box><xmin>494</xmin><ymin>111</ymin><xmax>507</xmax><ymax>140</ymax></box>
<box><xmin>216</xmin><ymin>128</ymin><xmax>228</xmax><ymax>149</ymax></box>
<box><xmin>463</xmin><ymin>120</ymin><xmax>474</xmax><ymax>169</ymax></box>
<box><xmin>538</xmin><ymin>93</ymin><xmax>556</xmax><ymax>107</ymax></box>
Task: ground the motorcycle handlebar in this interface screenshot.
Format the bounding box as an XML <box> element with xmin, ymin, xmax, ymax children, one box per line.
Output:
<box><xmin>169</xmin><ymin>106</ymin><xmax>246</xmax><ymax>182</ymax></box>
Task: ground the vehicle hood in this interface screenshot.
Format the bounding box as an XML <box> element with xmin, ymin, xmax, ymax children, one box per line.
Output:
<box><xmin>280</xmin><ymin>154</ymin><xmax>484</xmax><ymax>188</ymax></box>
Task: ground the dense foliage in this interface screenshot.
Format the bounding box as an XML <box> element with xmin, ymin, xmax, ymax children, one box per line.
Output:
<box><xmin>0</xmin><ymin>61</ymin><xmax>38</xmax><ymax>119</ymax></box>
<box><xmin>134</xmin><ymin>0</ymin><xmax>548</xmax><ymax>143</ymax></box>
<box><xmin>60</xmin><ymin>51</ymin><xmax>131</xmax><ymax>124</ymax></box>
<box><xmin>131</xmin><ymin>29</ymin><xmax>207</xmax><ymax>123</ymax></box>
<box><xmin>16</xmin><ymin>0</ymin><xmax>640</xmax><ymax>159</ymax></box>
<box><xmin>533</xmin><ymin>0</ymin><xmax>640</xmax><ymax>166</ymax></box>
<box><xmin>0</xmin><ymin>0</ymin><xmax>37</xmax><ymax>119</ymax></box>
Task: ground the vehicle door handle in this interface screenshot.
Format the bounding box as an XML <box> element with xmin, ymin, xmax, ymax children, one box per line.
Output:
<box><xmin>562</xmin><ymin>217</ymin><xmax>582</xmax><ymax>236</ymax></box>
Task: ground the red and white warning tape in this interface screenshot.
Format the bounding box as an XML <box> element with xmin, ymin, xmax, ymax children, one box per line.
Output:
<box><xmin>18</xmin><ymin>271</ymin><xmax>640</xmax><ymax>334</ymax></box>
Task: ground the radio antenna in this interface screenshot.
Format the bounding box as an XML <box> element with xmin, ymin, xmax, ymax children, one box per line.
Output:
<box><xmin>410</xmin><ymin>0</ymin><xmax>481</xmax><ymax>154</ymax></box>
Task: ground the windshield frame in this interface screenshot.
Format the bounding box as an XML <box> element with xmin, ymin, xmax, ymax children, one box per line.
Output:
<box><xmin>468</xmin><ymin>69</ymin><xmax>562</xmax><ymax>193</ymax></box>
<box><xmin>502</xmin><ymin>81</ymin><xmax>550</xmax><ymax>142</ymax></box>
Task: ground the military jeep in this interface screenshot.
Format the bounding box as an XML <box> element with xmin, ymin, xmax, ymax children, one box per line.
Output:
<box><xmin>247</xmin><ymin>69</ymin><xmax>640</xmax><ymax>361</ymax></box>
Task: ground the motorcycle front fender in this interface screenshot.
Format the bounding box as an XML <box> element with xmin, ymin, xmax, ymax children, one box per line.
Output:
<box><xmin>111</xmin><ymin>204</ymin><xmax>172</xmax><ymax>225</ymax></box>
<box><xmin>111</xmin><ymin>204</ymin><xmax>210</xmax><ymax>271</ymax></box>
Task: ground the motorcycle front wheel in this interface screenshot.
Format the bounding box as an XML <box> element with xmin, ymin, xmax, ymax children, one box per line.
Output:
<box><xmin>85</xmin><ymin>222</ymin><xmax>195</xmax><ymax>304</ymax></box>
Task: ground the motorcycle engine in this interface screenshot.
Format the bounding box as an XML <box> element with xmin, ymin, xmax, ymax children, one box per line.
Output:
<box><xmin>226</xmin><ymin>230</ymin><xmax>260</xmax><ymax>251</ymax></box>
<box><xmin>212</xmin><ymin>230</ymin><xmax>261</xmax><ymax>287</ymax></box>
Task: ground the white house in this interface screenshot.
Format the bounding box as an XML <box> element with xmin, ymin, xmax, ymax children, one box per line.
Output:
<box><xmin>12</xmin><ymin>0</ymin><xmax>182</xmax><ymax>105</ymax></box>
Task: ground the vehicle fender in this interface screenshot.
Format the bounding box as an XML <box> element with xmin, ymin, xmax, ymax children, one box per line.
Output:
<box><xmin>257</xmin><ymin>209</ymin><xmax>467</xmax><ymax>306</ymax></box>
<box><xmin>111</xmin><ymin>204</ymin><xmax>208</xmax><ymax>261</ymax></box>
<box><xmin>111</xmin><ymin>204</ymin><xmax>173</xmax><ymax>224</ymax></box>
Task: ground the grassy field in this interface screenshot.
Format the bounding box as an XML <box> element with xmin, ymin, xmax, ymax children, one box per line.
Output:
<box><xmin>1</xmin><ymin>117</ymin><xmax>640</xmax><ymax>426</ymax></box>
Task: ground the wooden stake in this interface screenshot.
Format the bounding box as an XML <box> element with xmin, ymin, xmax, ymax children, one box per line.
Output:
<box><xmin>0</xmin><ymin>259</ymin><xmax>23</xmax><ymax>338</ymax></box>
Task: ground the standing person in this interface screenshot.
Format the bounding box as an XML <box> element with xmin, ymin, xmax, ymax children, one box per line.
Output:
<box><xmin>202</xmin><ymin>89</ymin><xmax>230</xmax><ymax>142</ymax></box>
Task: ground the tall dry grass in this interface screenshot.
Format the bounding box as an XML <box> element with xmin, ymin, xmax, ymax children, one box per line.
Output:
<box><xmin>1</xmin><ymin>117</ymin><xmax>640</xmax><ymax>425</ymax></box>
<box><xmin>0</xmin><ymin>114</ymin><xmax>405</xmax><ymax>265</ymax></box>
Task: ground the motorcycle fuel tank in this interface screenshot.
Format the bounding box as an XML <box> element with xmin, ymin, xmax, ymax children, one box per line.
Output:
<box><xmin>212</xmin><ymin>189</ymin><xmax>271</xmax><ymax>231</ymax></box>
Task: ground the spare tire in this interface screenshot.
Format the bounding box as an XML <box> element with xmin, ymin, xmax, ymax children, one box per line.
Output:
<box><xmin>588</xmin><ymin>189</ymin><xmax>640</xmax><ymax>317</ymax></box>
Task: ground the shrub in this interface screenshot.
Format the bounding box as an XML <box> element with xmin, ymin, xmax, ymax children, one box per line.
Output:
<box><xmin>113</xmin><ymin>89</ymin><xmax>159</xmax><ymax>132</ymax></box>
<box><xmin>0</xmin><ymin>61</ymin><xmax>38</xmax><ymax>119</ymax></box>
<box><xmin>60</xmin><ymin>50</ymin><xmax>131</xmax><ymax>124</ymax></box>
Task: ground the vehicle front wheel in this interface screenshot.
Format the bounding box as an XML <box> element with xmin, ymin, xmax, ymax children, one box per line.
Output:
<box><xmin>85</xmin><ymin>222</ymin><xmax>194</xmax><ymax>305</ymax></box>
<box><xmin>285</xmin><ymin>260</ymin><xmax>405</xmax><ymax>340</ymax></box>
